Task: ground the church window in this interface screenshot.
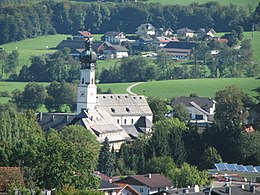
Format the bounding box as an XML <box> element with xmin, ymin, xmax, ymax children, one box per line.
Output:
<box><xmin>111</xmin><ymin>108</ymin><xmax>115</xmax><ymax>112</ymax></box>
<box><xmin>91</xmin><ymin>78</ymin><xmax>94</xmax><ymax>84</ymax></box>
<box><xmin>126</xmin><ymin>107</ymin><xmax>130</xmax><ymax>112</ymax></box>
<box><xmin>117</xmin><ymin>119</ymin><xmax>120</xmax><ymax>124</ymax></box>
<box><xmin>131</xmin><ymin>119</ymin><xmax>134</xmax><ymax>124</ymax></box>
<box><xmin>103</xmin><ymin>96</ymin><xmax>106</xmax><ymax>98</ymax></box>
<box><xmin>118</xmin><ymin>96</ymin><xmax>121</xmax><ymax>98</ymax></box>
<box><xmin>124</xmin><ymin>119</ymin><xmax>127</xmax><ymax>124</ymax></box>
<box><xmin>133</xmin><ymin>97</ymin><xmax>136</xmax><ymax>99</ymax></box>
<box><xmin>139</xmin><ymin>96</ymin><xmax>142</xmax><ymax>99</ymax></box>
<box><xmin>125</xmin><ymin>96</ymin><xmax>128</xmax><ymax>98</ymax></box>
<box><xmin>81</xmin><ymin>78</ymin><xmax>84</xmax><ymax>84</ymax></box>
<box><xmin>110</xmin><ymin>96</ymin><xmax>113</xmax><ymax>98</ymax></box>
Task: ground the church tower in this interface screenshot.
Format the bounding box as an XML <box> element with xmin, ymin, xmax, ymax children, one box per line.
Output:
<box><xmin>77</xmin><ymin>38</ymin><xmax>97</xmax><ymax>114</ymax></box>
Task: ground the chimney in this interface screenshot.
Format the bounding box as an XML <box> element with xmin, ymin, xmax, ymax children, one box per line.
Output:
<box><xmin>52</xmin><ymin>115</ymin><xmax>55</xmax><ymax>121</ymax></box>
<box><xmin>148</xmin><ymin>173</ymin><xmax>152</xmax><ymax>179</ymax></box>
<box><xmin>194</xmin><ymin>185</ymin><xmax>200</xmax><ymax>193</ymax></box>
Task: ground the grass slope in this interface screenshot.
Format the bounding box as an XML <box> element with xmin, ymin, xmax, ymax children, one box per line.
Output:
<box><xmin>146</xmin><ymin>0</ymin><xmax>258</xmax><ymax>7</ymax></box>
<box><xmin>244</xmin><ymin>31</ymin><xmax>260</xmax><ymax>65</ymax></box>
<box><xmin>131</xmin><ymin>78</ymin><xmax>259</xmax><ymax>99</ymax></box>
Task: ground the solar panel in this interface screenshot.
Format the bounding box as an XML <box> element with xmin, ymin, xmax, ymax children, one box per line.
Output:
<box><xmin>215</xmin><ymin>163</ymin><xmax>227</xmax><ymax>171</ymax></box>
<box><xmin>244</xmin><ymin>165</ymin><xmax>256</xmax><ymax>173</ymax></box>
<box><xmin>254</xmin><ymin>166</ymin><xmax>260</xmax><ymax>173</ymax></box>
<box><xmin>226</xmin><ymin>164</ymin><xmax>237</xmax><ymax>171</ymax></box>
<box><xmin>235</xmin><ymin>165</ymin><xmax>246</xmax><ymax>172</ymax></box>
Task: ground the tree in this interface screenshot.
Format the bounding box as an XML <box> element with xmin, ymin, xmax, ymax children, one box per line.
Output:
<box><xmin>5</xmin><ymin>50</ymin><xmax>19</xmax><ymax>77</ymax></box>
<box><xmin>147</xmin><ymin>96</ymin><xmax>168</xmax><ymax>122</ymax></box>
<box><xmin>45</xmin><ymin>81</ymin><xmax>77</xmax><ymax>112</ymax></box>
<box><xmin>199</xmin><ymin>147</ymin><xmax>222</xmax><ymax>170</ymax></box>
<box><xmin>148</xmin><ymin>118</ymin><xmax>187</xmax><ymax>166</ymax></box>
<box><xmin>11</xmin><ymin>82</ymin><xmax>47</xmax><ymax>111</ymax></box>
<box><xmin>171</xmin><ymin>103</ymin><xmax>190</xmax><ymax>123</ymax></box>
<box><xmin>97</xmin><ymin>137</ymin><xmax>114</xmax><ymax>177</ymax></box>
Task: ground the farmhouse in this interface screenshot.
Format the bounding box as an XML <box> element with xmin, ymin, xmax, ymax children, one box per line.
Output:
<box><xmin>176</xmin><ymin>27</ymin><xmax>196</xmax><ymax>38</ymax></box>
<box><xmin>197</xmin><ymin>28</ymin><xmax>216</xmax><ymax>38</ymax></box>
<box><xmin>104</xmin><ymin>31</ymin><xmax>128</xmax><ymax>44</ymax></box>
<box><xmin>135</xmin><ymin>23</ymin><xmax>156</xmax><ymax>37</ymax></box>
<box><xmin>159</xmin><ymin>41</ymin><xmax>197</xmax><ymax>59</ymax></box>
<box><xmin>38</xmin><ymin>39</ymin><xmax>153</xmax><ymax>150</ymax></box>
<box><xmin>103</xmin><ymin>45</ymin><xmax>129</xmax><ymax>59</ymax></box>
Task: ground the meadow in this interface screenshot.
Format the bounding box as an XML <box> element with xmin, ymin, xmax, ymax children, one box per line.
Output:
<box><xmin>146</xmin><ymin>0</ymin><xmax>258</xmax><ymax>7</ymax></box>
<box><xmin>130</xmin><ymin>77</ymin><xmax>260</xmax><ymax>99</ymax></box>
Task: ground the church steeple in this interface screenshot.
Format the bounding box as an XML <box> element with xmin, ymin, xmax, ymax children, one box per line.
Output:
<box><xmin>77</xmin><ymin>38</ymin><xmax>97</xmax><ymax>114</ymax></box>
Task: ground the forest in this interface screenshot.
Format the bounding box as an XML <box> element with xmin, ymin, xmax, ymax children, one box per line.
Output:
<box><xmin>0</xmin><ymin>1</ymin><xmax>260</xmax><ymax>44</ymax></box>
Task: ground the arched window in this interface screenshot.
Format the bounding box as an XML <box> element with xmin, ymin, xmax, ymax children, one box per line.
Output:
<box><xmin>131</xmin><ymin>119</ymin><xmax>134</xmax><ymax>124</ymax></box>
<box><xmin>124</xmin><ymin>119</ymin><xmax>127</xmax><ymax>124</ymax></box>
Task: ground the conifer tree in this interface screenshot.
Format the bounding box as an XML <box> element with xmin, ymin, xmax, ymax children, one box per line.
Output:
<box><xmin>97</xmin><ymin>137</ymin><xmax>114</xmax><ymax>177</ymax></box>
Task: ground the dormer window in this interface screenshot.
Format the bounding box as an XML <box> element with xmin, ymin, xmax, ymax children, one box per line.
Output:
<box><xmin>111</xmin><ymin>108</ymin><xmax>115</xmax><ymax>112</ymax></box>
<box><xmin>126</xmin><ymin>107</ymin><xmax>130</xmax><ymax>112</ymax></box>
<box><xmin>103</xmin><ymin>96</ymin><xmax>106</xmax><ymax>99</ymax></box>
<box><xmin>139</xmin><ymin>97</ymin><xmax>142</xmax><ymax>99</ymax></box>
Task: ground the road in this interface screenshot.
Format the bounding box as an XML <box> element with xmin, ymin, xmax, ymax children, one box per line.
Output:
<box><xmin>126</xmin><ymin>82</ymin><xmax>143</xmax><ymax>95</ymax></box>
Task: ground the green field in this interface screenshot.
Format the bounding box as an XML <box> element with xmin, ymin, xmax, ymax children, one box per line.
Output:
<box><xmin>244</xmin><ymin>31</ymin><xmax>260</xmax><ymax>65</ymax></box>
<box><xmin>131</xmin><ymin>78</ymin><xmax>260</xmax><ymax>99</ymax></box>
<box><xmin>146</xmin><ymin>0</ymin><xmax>258</xmax><ymax>7</ymax></box>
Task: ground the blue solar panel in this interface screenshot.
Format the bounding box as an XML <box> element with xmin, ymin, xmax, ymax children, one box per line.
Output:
<box><xmin>235</xmin><ymin>165</ymin><xmax>246</xmax><ymax>172</ymax></box>
<box><xmin>244</xmin><ymin>165</ymin><xmax>256</xmax><ymax>172</ymax></box>
<box><xmin>215</xmin><ymin>163</ymin><xmax>227</xmax><ymax>171</ymax></box>
<box><xmin>226</xmin><ymin>164</ymin><xmax>237</xmax><ymax>171</ymax></box>
<box><xmin>254</xmin><ymin>166</ymin><xmax>260</xmax><ymax>173</ymax></box>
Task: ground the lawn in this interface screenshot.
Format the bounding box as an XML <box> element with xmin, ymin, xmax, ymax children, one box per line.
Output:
<box><xmin>0</xmin><ymin>34</ymin><xmax>70</xmax><ymax>67</ymax></box>
<box><xmin>244</xmin><ymin>31</ymin><xmax>260</xmax><ymax>65</ymax></box>
<box><xmin>146</xmin><ymin>0</ymin><xmax>258</xmax><ymax>7</ymax></box>
<box><xmin>131</xmin><ymin>77</ymin><xmax>259</xmax><ymax>99</ymax></box>
<box><xmin>98</xmin><ymin>82</ymin><xmax>134</xmax><ymax>94</ymax></box>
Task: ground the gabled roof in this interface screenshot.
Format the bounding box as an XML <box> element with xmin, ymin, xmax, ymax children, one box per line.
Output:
<box><xmin>116</xmin><ymin>183</ymin><xmax>141</xmax><ymax>195</ymax></box>
<box><xmin>77</xmin><ymin>31</ymin><xmax>92</xmax><ymax>37</ymax></box>
<box><xmin>197</xmin><ymin>28</ymin><xmax>216</xmax><ymax>34</ymax></box>
<box><xmin>99</xmin><ymin>180</ymin><xmax>121</xmax><ymax>191</ymax></box>
<box><xmin>176</xmin><ymin>27</ymin><xmax>195</xmax><ymax>33</ymax></box>
<box><xmin>104</xmin><ymin>45</ymin><xmax>128</xmax><ymax>52</ymax></box>
<box><xmin>56</xmin><ymin>40</ymin><xmax>85</xmax><ymax>50</ymax></box>
<box><xmin>0</xmin><ymin>167</ymin><xmax>24</xmax><ymax>192</ymax></box>
<box><xmin>137</xmin><ymin>23</ymin><xmax>156</xmax><ymax>30</ymax></box>
<box><xmin>114</xmin><ymin>174</ymin><xmax>172</xmax><ymax>189</ymax></box>
<box><xmin>105</xmin><ymin>31</ymin><xmax>124</xmax><ymax>36</ymax></box>
<box><xmin>172</xmin><ymin>96</ymin><xmax>215</xmax><ymax>113</ymax></box>
<box><xmin>164</xmin><ymin>41</ymin><xmax>197</xmax><ymax>49</ymax></box>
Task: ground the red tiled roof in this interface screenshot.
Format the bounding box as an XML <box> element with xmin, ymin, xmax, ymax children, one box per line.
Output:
<box><xmin>78</xmin><ymin>31</ymin><xmax>92</xmax><ymax>37</ymax></box>
<box><xmin>0</xmin><ymin>167</ymin><xmax>24</xmax><ymax>192</ymax></box>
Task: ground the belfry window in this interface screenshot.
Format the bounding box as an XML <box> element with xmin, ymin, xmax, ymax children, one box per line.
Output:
<box><xmin>81</xmin><ymin>78</ymin><xmax>84</xmax><ymax>84</ymax></box>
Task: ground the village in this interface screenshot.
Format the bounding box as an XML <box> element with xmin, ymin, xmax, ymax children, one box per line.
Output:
<box><xmin>0</xmin><ymin>1</ymin><xmax>260</xmax><ymax>195</ymax></box>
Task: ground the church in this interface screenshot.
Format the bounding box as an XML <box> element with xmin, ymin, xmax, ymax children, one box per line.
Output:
<box><xmin>38</xmin><ymin>38</ymin><xmax>153</xmax><ymax>151</ymax></box>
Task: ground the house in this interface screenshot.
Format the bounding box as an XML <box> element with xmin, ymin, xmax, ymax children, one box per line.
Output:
<box><xmin>136</xmin><ymin>23</ymin><xmax>156</xmax><ymax>37</ymax></box>
<box><xmin>103</xmin><ymin>45</ymin><xmax>129</xmax><ymax>59</ymax></box>
<box><xmin>114</xmin><ymin>173</ymin><xmax>172</xmax><ymax>195</ymax></box>
<box><xmin>73</xmin><ymin>31</ymin><xmax>92</xmax><ymax>40</ymax></box>
<box><xmin>176</xmin><ymin>27</ymin><xmax>196</xmax><ymax>38</ymax></box>
<box><xmin>159</xmin><ymin>41</ymin><xmax>197</xmax><ymax>59</ymax></box>
<box><xmin>99</xmin><ymin>180</ymin><xmax>122</xmax><ymax>195</ymax></box>
<box><xmin>0</xmin><ymin>167</ymin><xmax>24</xmax><ymax>193</ymax></box>
<box><xmin>197</xmin><ymin>28</ymin><xmax>216</xmax><ymax>38</ymax></box>
<box><xmin>153</xmin><ymin>36</ymin><xmax>172</xmax><ymax>48</ymax></box>
<box><xmin>155</xmin><ymin>27</ymin><xmax>174</xmax><ymax>37</ymax></box>
<box><xmin>171</xmin><ymin>96</ymin><xmax>216</xmax><ymax>124</ymax></box>
<box><xmin>104</xmin><ymin>31</ymin><xmax>128</xmax><ymax>44</ymax></box>
<box><xmin>56</xmin><ymin>39</ymin><xmax>85</xmax><ymax>57</ymax></box>
<box><xmin>92</xmin><ymin>41</ymin><xmax>112</xmax><ymax>56</ymax></box>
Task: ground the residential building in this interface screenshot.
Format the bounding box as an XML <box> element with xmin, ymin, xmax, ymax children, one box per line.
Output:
<box><xmin>176</xmin><ymin>27</ymin><xmax>196</xmax><ymax>38</ymax></box>
<box><xmin>159</xmin><ymin>41</ymin><xmax>197</xmax><ymax>59</ymax></box>
<box><xmin>73</xmin><ymin>31</ymin><xmax>92</xmax><ymax>40</ymax></box>
<box><xmin>104</xmin><ymin>31</ymin><xmax>128</xmax><ymax>44</ymax></box>
<box><xmin>114</xmin><ymin>173</ymin><xmax>172</xmax><ymax>195</ymax></box>
<box><xmin>136</xmin><ymin>23</ymin><xmax>156</xmax><ymax>37</ymax></box>
<box><xmin>99</xmin><ymin>180</ymin><xmax>122</xmax><ymax>195</ymax></box>
<box><xmin>155</xmin><ymin>27</ymin><xmax>174</xmax><ymax>37</ymax></box>
<box><xmin>197</xmin><ymin>28</ymin><xmax>216</xmax><ymax>38</ymax></box>
<box><xmin>170</xmin><ymin>96</ymin><xmax>216</xmax><ymax>124</ymax></box>
<box><xmin>103</xmin><ymin>45</ymin><xmax>129</xmax><ymax>59</ymax></box>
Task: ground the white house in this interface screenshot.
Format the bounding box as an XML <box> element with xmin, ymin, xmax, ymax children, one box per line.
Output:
<box><xmin>135</xmin><ymin>23</ymin><xmax>156</xmax><ymax>37</ymax></box>
<box><xmin>171</xmin><ymin>96</ymin><xmax>216</xmax><ymax>124</ymax></box>
<box><xmin>104</xmin><ymin>31</ymin><xmax>128</xmax><ymax>44</ymax></box>
<box><xmin>114</xmin><ymin>174</ymin><xmax>172</xmax><ymax>195</ymax></box>
<box><xmin>103</xmin><ymin>45</ymin><xmax>129</xmax><ymax>59</ymax></box>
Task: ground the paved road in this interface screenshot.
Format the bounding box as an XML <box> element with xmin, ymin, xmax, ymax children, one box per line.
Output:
<box><xmin>126</xmin><ymin>82</ymin><xmax>143</xmax><ymax>95</ymax></box>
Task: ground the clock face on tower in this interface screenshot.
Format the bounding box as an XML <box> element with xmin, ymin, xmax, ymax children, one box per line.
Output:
<box><xmin>80</xmin><ymin>91</ymin><xmax>86</xmax><ymax>97</ymax></box>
